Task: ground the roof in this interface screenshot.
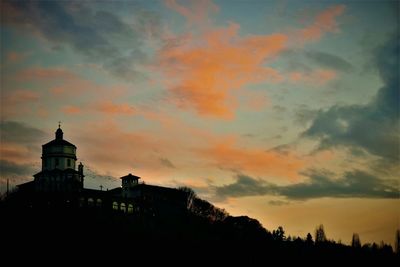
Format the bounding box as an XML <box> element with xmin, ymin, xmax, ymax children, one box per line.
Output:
<box><xmin>17</xmin><ymin>180</ymin><xmax>35</xmax><ymax>189</ymax></box>
<box><xmin>34</xmin><ymin>168</ymin><xmax>80</xmax><ymax>177</ymax></box>
<box><xmin>120</xmin><ymin>173</ymin><xmax>141</xmax><ymax>180</ymax></box>
<box><xmin>43</xmin><ymin>139</ymin><xmax>76</xmax><ymax>148</ymax></box>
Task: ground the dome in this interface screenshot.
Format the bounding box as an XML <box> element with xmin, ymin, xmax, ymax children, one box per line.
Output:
<box><xmin>41</xmin><ymin>125</ymin><xmax>77</xmax><ymax>171</ymax></box>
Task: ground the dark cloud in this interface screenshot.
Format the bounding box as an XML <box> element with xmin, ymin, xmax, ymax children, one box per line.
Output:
<box><xmin>216</xmin><ymin>175</ymin><xmax>277</xmax><ymax>198</ymax></box>
<box><xmin>215</xmin><ymin>171</ymin><xmax>399</xmax><ymax>201</ymax></box>
<box><xmin>280</xmin><ymin>169</ymin><xmax>399</xmax><ymax>200</ymax></box>
<box><xmin>159</xmin><ymin>157</ymin><xmax>176</xmax><ymax>168</ymax></box>
<box><xmin>280</xmin><ymin>49</ymin><xmax>312</xmax><ymax>72</ymax></box>
<box><xmin>1</xmin><ymin>1</ymin><xmax>161</xmax><ymax>81</ymax></box>
<box><xmin>242</xmin><ymin>133</ymin><xmax>256</xmax><ymax>138</ymax></box>
<box><xmin>305</xmin><ymin>50</ymin><xmax>353</xmax><ymax>72</ymax></box>
<box><xmin>0</xmin><ymin>159</ymin><xmax>35</xmax><ymax>177</ymax></box>
<box><xmin>294</xmin><ymin>104</ymin><xmax>316</xmax><ymax>126</ymax></box>
<box><xmin>302</xmin><ymin>35</ymin><xmax>399</xmax><ymax>162</ymax></box>
<box><xmin>0</xmin><ymin>121</ymin><xmax>46</xmax><ymax>143</ymax></box>
<box><xmin>273</xmin><ymin>105</ymin><xmax>287</xmax><ymax>113</ymax></box>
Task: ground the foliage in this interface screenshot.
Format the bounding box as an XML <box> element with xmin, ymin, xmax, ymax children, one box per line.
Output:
<box><xmin>315</xmin><ymin>224</ymin><xmax>327</xmax><ymax>243</ymax></box>
<box><xmin>351</xmin><ymin>233</ymin><xmax>361</xmax><ymax>248</ymax></box>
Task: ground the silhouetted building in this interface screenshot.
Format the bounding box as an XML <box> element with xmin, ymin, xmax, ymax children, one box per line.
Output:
<box><xmin>13</xmin><ymin>125</ymin><xmax>188</xmax><ymax>215</ymax></box>
<box><xmin>34</xmin><ymin>125</ymin><xmax>84</xmax><ymax>192</ymax></box>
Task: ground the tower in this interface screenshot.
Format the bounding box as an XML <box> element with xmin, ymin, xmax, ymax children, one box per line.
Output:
<box><xmin>42</xmin><ymin>125</ymin><xmax>77</xmax><ymax>171</ymax></box>
<box><xmin>120</xmin><ymin>173</ymin><xmax>141</xmax><ymax>197</ymax></box>
<box><xmin>34</xmin><ymin>124</ymin><xmax>84</xmax><ymax>192</ymax></box>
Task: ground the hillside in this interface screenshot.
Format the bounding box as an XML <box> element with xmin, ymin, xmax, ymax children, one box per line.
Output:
<box><xmin>0</xmin><ymin>189</ymin><xmax>398</xmax><ymax>263</ymax></box>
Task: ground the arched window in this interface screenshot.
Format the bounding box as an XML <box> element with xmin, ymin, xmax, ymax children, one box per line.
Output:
<box><xmin>96</xmin><ymin>199</ymin><xmax>102</xmax><ymax>207</ymax></box>
<box><xmin>88</xmin><ymin>198</ymin><xmax>94</xmax><ymax>207</ymax></box>
<box><xmin>128</xmin><ymin>204</ymin><xmax>134</xmax><ymax>214</ymax></box>
<box><xmin>55</xmin><ymin>158</ymin><xmax>59</xmax><ymax>166</ymax></box>
<box><xmin>67</xmin><ymin>159</ymin><xmax>71</xmax><ymax>167</ymax></box>
<box><xmin>79</xmin><ymin>197</ymin><xmax>85</xmax><ymax>207</ymax></box>
<box><xmin>112</xmin><ymin>202</ymin><xmax>119</xmax><ymax>210</ymax></box>
<box><xmin>120</xmin><ymin>203</ymin><xmax>126</xmax><ymax>213</ymax></box>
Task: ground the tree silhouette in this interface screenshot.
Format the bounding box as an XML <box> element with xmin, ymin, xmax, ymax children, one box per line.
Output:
<box><xmin>351</xmin><ymin>233</ymin><xmax>361</xmax><ymax>248</ymax></box>
<box><xmin>306</xmin><ymin>232</ymin><xmax>313</xmax><ymax>245</ymax></box>
<box><xmin>178</xmin><ymin>186</ymin><xmax>197</xmax><ymax>210</ymax></box>
<box><xmin>272</xmin><ymin>226</ymin><xmax>285</xmax><ymax>241</ymax></box>
<box><xmin>395</xmin><ymin>229</ymin><xmax>400</xmax><ymax>255</ymax></box>
<box><xmin>315</xmin><ymin>224</ymin><xmax>327</xmax><ymax>243</ymax></box>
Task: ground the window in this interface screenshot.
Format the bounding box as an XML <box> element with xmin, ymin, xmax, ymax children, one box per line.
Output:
<box><xmin>112</xmin><ymin>202</ymin><xmax>119</xmax><ymax>210</ymax></box>
<box><xmin>88</xmin><ymin>198</ymin><xmax>94</xmax><ymax>207</ymax></box>
<box><xmin>67</xmin><ymin>159</ymin><xmax>71</xmax><ymax>167</ymax></box>
<box><xmin>55</xmin><ymin>158</ymin><xmax>59</xmax><ymax>166</ymax></box>
<box><xmin>128</xmin><ymin>204</ymin><xmax>134</xmax><ymax>214</ymax></box>
<box><xmin>120</xmin><ymin>203</ymin><xmax>126</xmax><ymax>213</ymax></box>
<box><xmin>79</xmin><ymin>197</ymin><xmax>85</xmax><ymax>207</ymax></box>
<box><xmin>96</xmin><ymin>199</ymin><xmax>102</xmax><ymax>207</ymax></box>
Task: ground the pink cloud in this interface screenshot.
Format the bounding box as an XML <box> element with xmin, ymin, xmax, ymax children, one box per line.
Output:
<box><xmin>199</xmin><ymin>138</ymin><xmax>305</xmax><ymax>180</ymax></box>
<box><xmin>62</xmin><ymin>105</ymin><xmax>82</xmax><ymax>115</ymax></box>
<box><xmin>15</xmin><ymin>67</ymin><xmax>78</xmax><ymax>82</ymax></box>
<box><xmin>296</xmin><ymin>5</ymin><xmax>346</xmax><ymax>42</ymax></box>
<box><xmin>289</xmin><ymin>69</ymin><xmax>337</xmax><ymax>85</ymax></box>
<box><xmin>160</xmin><ymin>2</ymin><xmax>345</xmax><ymax>118</ymax></box>
<box><xmin>159</xmin><ymin>22</ymin><xmax>287</xmax><ymax>119</ymax></box>
<box><xmin>1</xmin><ymin>90</ymin><xmax>40</xmax><ymax>119</ymax></box>
<box><xmin>93</xmin><ymin>101</ymin><xmax>136</xmax><ymax>115</ymax></box>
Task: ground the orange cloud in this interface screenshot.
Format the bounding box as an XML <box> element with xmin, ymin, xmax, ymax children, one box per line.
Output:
<box><xmin>62</xmin><ymin>105</ymin><xmax>81</xmax><ymax>115</ymax></box>
<box><xmin>93</xmin><ymin>101</ymin><xmax>136</xmax><ymax>115</ymax></box>
<box><xmin>289</xmin><ymin>69</ymin><xmax>337</xmax><ymax>85</ymax></box>
<box><xmin>200</xmin><ymin>138</ymin><xmax>304</xmax><ymax>180</ymax></box>
<box><xmin>4</xmin><ymin>90</ymin><xmax>39</xmax><ymax>103</ymax></box>
<box><xmin>297</xmin><ymin>5</ymin><xmax>346</xmax><ymax>42</ymax></box>
<box><xmin>160</xmin><ymin>3</ymin><xmax>345</xmax><ymax>118</ymax></box>
<box><xmin>236</xmin><ymin>90</ymin><xmax>270</xmax><ymax>112</ymax></box>
<box><xmin>159</xmin><ymin>22</ymin><xmax>287</xmax><ymax>118</ymax></box>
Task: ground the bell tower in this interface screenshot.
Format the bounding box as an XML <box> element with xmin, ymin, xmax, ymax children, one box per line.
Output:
<box><xmin>34</xmin><ymin>124</ymin><xmax>84</xmax><ymax>192</ymax></box>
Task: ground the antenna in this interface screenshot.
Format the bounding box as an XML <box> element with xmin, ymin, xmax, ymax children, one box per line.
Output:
<box><xmin>6</xmin><ymin>178</ymin><xmax>9</xmax><ymax>196</ymax></box>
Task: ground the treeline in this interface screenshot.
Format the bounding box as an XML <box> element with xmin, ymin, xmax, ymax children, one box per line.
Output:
<box><xmin>178</xmin><ymin>186</ymin><xmax>399</xmax><ymax>260</ymax></box>
<box><xmin>1</xmin><ymin>186</ymin><xmax>398</xmax><ymax>262</ymax></box>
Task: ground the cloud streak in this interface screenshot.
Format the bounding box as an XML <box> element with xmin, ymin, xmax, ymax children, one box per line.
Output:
<box><xmin>215</xmin><ymin>170</ymin><xmax>399</xmax><ymax>201</ymax></box>
<box><xmin>296</xmin><ymin>5</ymin><xmax>346</xmax><ymax>42</ymax></box>
<box><xmin>0</xmin><ymin>121</ymin><xmax>46</xmax><ymax>144</ymax></box>
<box><xmin>305</xmin><ymin>50</ymin><xmax>353</xmax><ymax>72</ymax></box>
<box><xmin>0</xmin><ymin>159</ymin><xmax>35</xmax><ymax>177</ymax></box>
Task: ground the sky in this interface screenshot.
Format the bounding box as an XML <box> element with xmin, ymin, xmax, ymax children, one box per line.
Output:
<box><xmin>0</xmin><ymin>0</ymin><xmax>399</xmax><ymax>246</ymax></box>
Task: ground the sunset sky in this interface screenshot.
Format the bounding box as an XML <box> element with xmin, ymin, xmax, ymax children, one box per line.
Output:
<box><xmin>1</xmin><ymin>0</ymin><xmax>399</xmax><ymax>246</ymax></box>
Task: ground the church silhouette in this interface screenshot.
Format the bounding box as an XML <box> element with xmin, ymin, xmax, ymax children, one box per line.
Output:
<box><xmin>14</xmin><ymin>125</ymin><xmax>188</xmax><ymax>216</ymax></box>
